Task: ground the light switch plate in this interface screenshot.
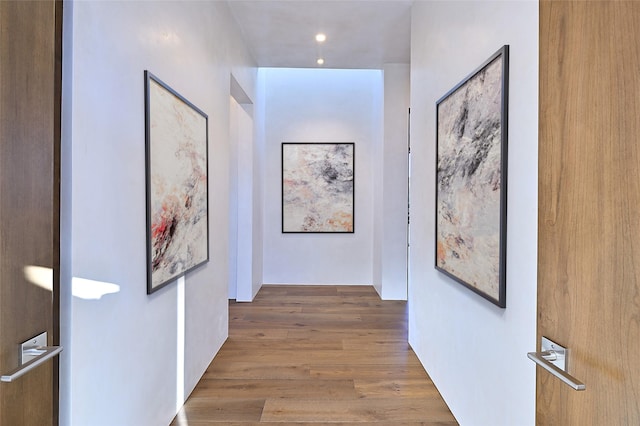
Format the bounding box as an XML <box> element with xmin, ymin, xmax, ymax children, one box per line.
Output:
<box><xmin>20</xmin><ymin>331</ymin><xmax>47</xmax><ymax>365</ymax></box>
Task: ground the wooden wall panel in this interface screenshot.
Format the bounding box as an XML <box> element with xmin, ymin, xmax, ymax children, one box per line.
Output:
<box><xmin>538</xmin><ymin>1</ymin><xmax>640</xmax><ymax>424</ymax></box>
<box><xmin>0</xmin><ymin>0</ymin><xmax>60</xmax><ymax>424</ymax></box>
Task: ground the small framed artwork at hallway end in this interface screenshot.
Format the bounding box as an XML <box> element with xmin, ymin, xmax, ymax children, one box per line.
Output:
<box><xmin>282</xmin><ymin>142</ymin><xmax>355</xmax><ymax>233</ymax></box>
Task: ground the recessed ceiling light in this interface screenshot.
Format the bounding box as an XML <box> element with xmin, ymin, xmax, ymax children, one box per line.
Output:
<box><xmin>315</xmin><ymin>33</ymin><xmax>326</xmax><ymax>43</ymax></box>
<box><xmin>317</xmin><ymin>58</ymin><xmax>325</xmax><ymax>65</ymax></box>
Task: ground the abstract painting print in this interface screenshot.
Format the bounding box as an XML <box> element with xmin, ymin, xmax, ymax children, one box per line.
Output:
<box><xmin>282</xmin><ymin>143</ymin><xmax>354</xmax><ymax>233</ymax></box>
<box><xmin>435</xmin><ymin>46</ymin><xmax>509</xmax><ymax>307</ymax></box>
<box><xmin>145</xmin><ymin>71</ymin><xmax>209</xmax><ymax>294</ymax></box>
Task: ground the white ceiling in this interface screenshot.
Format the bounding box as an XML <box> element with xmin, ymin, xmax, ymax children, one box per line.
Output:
<box><xmin>227</xmin><ymin>0</ymin><xmax>412</xmax><ymax>69</ymax></box>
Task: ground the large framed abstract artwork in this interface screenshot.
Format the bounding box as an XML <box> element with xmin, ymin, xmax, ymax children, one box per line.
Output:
<box><xmin>435</xmin><ymin>45</ymin><xmax>509</xmax><ymax>308</ymax></box>
<box><xmin>145</xmin><ymin>71</ymin><xmax>209</xmax><ymax>294</ymax></box>
<box><xmin>282</xmin><ymin>142</ymin><xmax>355</xmax><ymax>233</ymax></box>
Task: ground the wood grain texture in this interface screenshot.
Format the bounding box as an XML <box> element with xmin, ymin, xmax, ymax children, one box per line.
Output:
<box><xmin>0</xmin><ymin>0</ymin><xmax>59</xmax><ymax>425</ymax></box>
<box><xmin>538</xmin><ymin>1</ymin><xmax>640</xmax><ymax>424</ymax></box>
<box><xmin>172</xmin><ymin>285</ymin><xmax>457</xmax><ymax>424</ymax></box>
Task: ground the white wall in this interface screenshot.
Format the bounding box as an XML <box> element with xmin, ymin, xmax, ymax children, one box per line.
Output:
<box><xmin>230</xmin><ymin>75</ymin><xmax>262</xmax><ymax>302</ymax></box>
<box><xmin>262</xmin><ymin>68</ymin><xmax>381</xmax><ymax>285</ymax></box>
<box><xmin>229</xmin><ymin>96</ymin><xmax>239</xmax><ymax>299</ymax></box>
<box><xmin>380</xmin><ymin>64</ymin><xmax>410</xmax><ymax>300</ymax></box>
<box><xmin>61</xmin><ymin>2</ymin><xmax>256</xmax><ymax>425</ymax></box>
<box><xmin>408</xmin><ymin>2</ymin><xmax>538</xmax><ymax>425</ymax></box>
<box><xmin>252</xmin><ymin>72</ymin><xmax>266</xmax><ymax>299</ymax></box>
<box><xmin>233</xmin><ymin>98</ymin><xmax>258</xmax><ymax>301</ymax></box>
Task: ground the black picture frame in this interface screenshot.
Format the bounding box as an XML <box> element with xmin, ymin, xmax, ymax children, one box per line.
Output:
<box><xmin>435</xmin><ymin>45</ymin><xmax>509</xmax><ymax>308</ymax></box>
<box><xmin>145</xmin><ymin>71</ymin><xmax>209</xmax><ymax>294</ymax></box>
<box><xmin>282</xmin><ymin>142</ymin><xmax>355</xmax><ymax>233</ymax></box>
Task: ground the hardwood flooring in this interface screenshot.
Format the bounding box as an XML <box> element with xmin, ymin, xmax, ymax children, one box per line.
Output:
<box><xmin>171</xmin><ymin>285</ymin><xmax>458</xmax><ymax>425</ymax></box>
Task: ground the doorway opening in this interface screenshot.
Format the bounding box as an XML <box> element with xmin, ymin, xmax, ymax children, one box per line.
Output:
<box><xmin>228</xmin><ymin>75</ymin><xmax>254</xmax><ymax>301</ymax></box>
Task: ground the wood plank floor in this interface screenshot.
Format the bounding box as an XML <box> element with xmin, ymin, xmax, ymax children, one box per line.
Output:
<box><xmin>171</xmin><ymin>285</ymin><xmax>458</xmax><ymax>425</ymax></box>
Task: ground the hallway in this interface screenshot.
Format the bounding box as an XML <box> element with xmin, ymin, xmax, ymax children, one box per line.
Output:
<box><xmin>171</xmin><ymin>285</ymin><xmax>457</xmax><ymax>424</ymax></box>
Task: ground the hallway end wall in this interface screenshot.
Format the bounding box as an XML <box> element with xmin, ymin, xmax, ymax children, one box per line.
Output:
<box><xmin>262</xmin><ymin>68</ymin><xmax>381</xmax><ymax>286</ymax></box>
<box><xmin>408</xmin><ymin>1</ymin><xmax>538</xmax><ymax>425</ymax></box>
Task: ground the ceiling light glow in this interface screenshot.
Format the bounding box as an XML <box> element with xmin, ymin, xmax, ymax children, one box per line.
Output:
<box><xmin>317</xmin><ymin>58</ymin><xmax>325</xmax><ymax>65</ymax></box>
<box><xmin>315</xmin><ymin>33</ymin><xmax>326</xmax><ymax>43</ymax></box>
